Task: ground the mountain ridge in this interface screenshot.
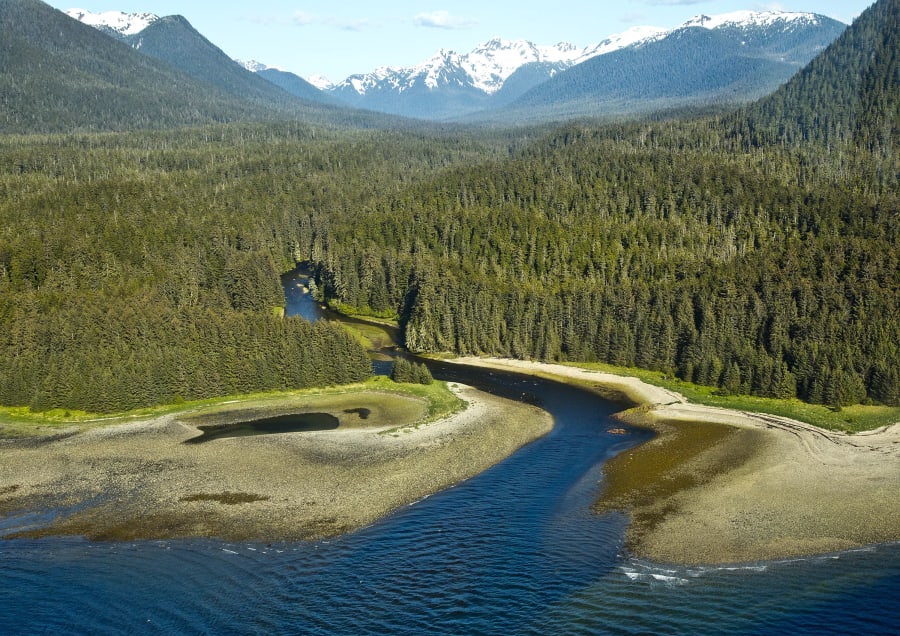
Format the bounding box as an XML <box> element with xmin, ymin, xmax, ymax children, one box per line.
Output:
<box><xmin>57</xmin><ymin>4</ymin><xmax>850</xmax><ymax>124</ymax></box>
<box><xmin>0</xmin><ymin>0</ymin><xmax>402</xmax><ymax>132</ymax></box>
<box><xmin>482</xmin><ymin>11</ymin><xmax>846</xmax><ymax>124</ymax></box>
<box><xmin>0</xmin><ymin>0</ymin><xmax>266</xmax><ymax>132</ymax></box>
<box><xmin>326</xmin><ymin>10</ymin><xmax>844</xmax><ymax>120</ymax></box>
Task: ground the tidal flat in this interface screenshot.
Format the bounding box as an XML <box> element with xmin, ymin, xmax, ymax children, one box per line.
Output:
<box><xmin>448</xmin><ymin>357</ymin><xmax>900</xmax><ymax>564</ymax></box>
<box><xmin>0</xmin><ymin>381</ymin><xmax>551</xmax><ymax>542</ymax></box>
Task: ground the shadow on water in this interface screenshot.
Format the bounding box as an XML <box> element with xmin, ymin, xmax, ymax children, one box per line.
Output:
<box><xmin>184</xmin><ymin>413</ymin><xmax>339</xmax><ymax>444</ymax></box>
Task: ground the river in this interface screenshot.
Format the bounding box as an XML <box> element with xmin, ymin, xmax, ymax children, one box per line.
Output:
<box><xmin>1</xmin><ymin>271</ymin><xmax>898</xmax><ymax>634</ymax></box>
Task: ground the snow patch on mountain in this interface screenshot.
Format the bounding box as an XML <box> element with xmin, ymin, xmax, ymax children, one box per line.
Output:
<box><xmin>237</xmin><ymin>60</ymin><xmax>290</xmax><ymax>73</ymax></box>
<box><xmin>236</xmin><ymin>59</ymin><xmax>270</xmax><ymax>73</ymax></box>
<box><xmin>235</xmin><ymin>59</ymin><xmax>269</xmax><ymax>73</ymax></box>
<box><xmin>682</xmin><ymin>11</ymin><xmax>821</xmax><ymax>30</ymax></box>
<box><xmin>581</xmin><ymin>25</ymin><xmax>668</xmax><ymax>58</ymax></box>
<box><xmin>457</xmin><ymin>39</ymin><xmax>584</xmax><ymax>93</ymax></box>
<box><xmin>306</xmin><ymin>74</ymin><xmax>334</xmax><ymax>90</ymax></box>
<box><xmin>65</xmin><ymin>8</ymin><xmax>158</xmax><ymax>36</ymax></box>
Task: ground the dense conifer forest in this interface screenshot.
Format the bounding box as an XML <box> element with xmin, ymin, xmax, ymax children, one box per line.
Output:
<box><xmin>0</xmin><ymin>0</ymin><xmax>896</xmax><ymax>413</ymax></box>
<box><xmin>305</xmin><ymin>0</ymin><xmax>898</xmax><ymax>408</ymax></box>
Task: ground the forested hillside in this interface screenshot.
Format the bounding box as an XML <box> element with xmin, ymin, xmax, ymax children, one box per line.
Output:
<box><xmin>0</xmin><ymin>0</ymin><xmax>261</xmax><ymax>132</ymax></box>
<box><xmin>0</xmin><ymin>0</ymin><xmax>386</xmax><ymax>133</ymax></box>
<box><xmin>301</xmin><ymin>0</ymin><xmax>898</xmax><ymax>407</ymax></box>
<box><xmin>306</xmin><ymin>119</ymin><xmax>897</xmax><ymax>406</ymax></box>
<box><xmin>735</xmin><ymin>0</ymin><xmax>898</xmax><ymax>148</ymax></box>
<box><xmin>0</xmin><ymin>1</ymin><xmax>895</xmax><ymax>413</ymax></box>
<box><xmin>121</xmin><ymin>15</ymin><xmax>310</xmax><ymax>109</ymax></box>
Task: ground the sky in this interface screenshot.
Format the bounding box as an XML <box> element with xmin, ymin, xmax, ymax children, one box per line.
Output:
<box><xmin>47</xmin><ymin>1</ymin><xmax>875</xmax><ymax>83</ymax></box>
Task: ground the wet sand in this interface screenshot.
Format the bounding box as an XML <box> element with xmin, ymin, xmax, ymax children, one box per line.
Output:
<box><xmin>449</xmin><ymin>357</ymin><xmax>900</xmax><ymax>564</ymax></box>
<box><xmin>0</xmin><ymin>384</ymin><xmax>552</xmax><ymax>541</ymax></box>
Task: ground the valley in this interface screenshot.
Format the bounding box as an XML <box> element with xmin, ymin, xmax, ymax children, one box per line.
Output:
<box><xmin>0</xmin><ymin>0</ymin><xmax>898</xmax><ymax>632</ymax></box>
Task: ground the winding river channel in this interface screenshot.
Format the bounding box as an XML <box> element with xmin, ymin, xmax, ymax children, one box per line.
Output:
<box><xmin>1</xmin><ymin>271</ymin><xmax>898</xmax><ymax>634</ymax></box>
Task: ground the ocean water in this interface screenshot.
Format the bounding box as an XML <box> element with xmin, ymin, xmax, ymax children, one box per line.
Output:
<box><xmin>1</xmin><ymin>273</ymin><xmax>897</xmax><ymax>634</ymax></box>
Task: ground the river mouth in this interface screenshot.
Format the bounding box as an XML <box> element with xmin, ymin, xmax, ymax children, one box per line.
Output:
<box><xmin>184</xmin><ymin>413</ymin><xmax>339</xmax><ymax>444</ymax></box>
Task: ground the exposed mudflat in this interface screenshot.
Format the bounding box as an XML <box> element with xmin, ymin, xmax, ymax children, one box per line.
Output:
<box><xmin>0</xmin><ymin>384</ymin><xmax>552</xmax><ymax>542</ymax></box>
<box><xmin>449</xmin><ymin>357</ymin><xmax>900</xmax><ymax>564</ymax></box>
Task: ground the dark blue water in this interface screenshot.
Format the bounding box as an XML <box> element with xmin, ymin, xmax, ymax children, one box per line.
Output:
<box><xmin>282</xmin><ymin>269</ymin><xmax>327</xmax><ymax>323</ymax></box>
<box><xmin>2</xmin><ymin>274</ymin><xmax>898</xmax><ymax>635</ymax></box>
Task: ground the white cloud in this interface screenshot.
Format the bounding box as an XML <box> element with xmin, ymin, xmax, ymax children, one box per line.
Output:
<box><xmin>332</xmin><ymin>18</ymin><xmax>372</xmax><ymax>32</ymax></box>
<box><xmin>287</xmin><ymin>11</ymin><xmax>372</xmax><ymax>31</ymax></box>
<box><xmin>291</xmin><ymin>11</ymin><xmax>317</xmax><ymax>26</ymax></box>
<box><xmin>413</xmin><ymin>10</ymin><xmax>477</xmax><ymax>30</ymax></box>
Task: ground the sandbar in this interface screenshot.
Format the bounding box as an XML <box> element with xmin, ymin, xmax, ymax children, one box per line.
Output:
<box><xmin>0</xmin><ymin>383</ymin><xmax>551</xmax><ymax>541</ymax></box>
<box><xmin>448</xmin><ymin>357</ymin><xmax>900</xmax><ymax>564</ymax></box>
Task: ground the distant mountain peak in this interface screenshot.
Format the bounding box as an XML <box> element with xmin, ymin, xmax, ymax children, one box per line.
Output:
<box><xmin>237</xmin><ymin>60</ymin><xmax>280</xmax><ymax>73</ymax></box>
<box><xmin>334</xmin><ymin>38</ymin><xmax>615</xmax><ymax>97</ymax></box>
<box><xmin>306</xmin><ymin>74</ymin><xmax>334</xmax><ymax>91</ymax></box>
<box><xmin>65</xmin><ymin>8</ymin><xmax>159</xmax><ymax>36</ymax></box>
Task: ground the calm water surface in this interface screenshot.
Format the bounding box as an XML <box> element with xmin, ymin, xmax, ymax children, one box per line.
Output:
<box><xmin>1</xmin><ymin>272</ymin><xmax>898</xmax><ymax>634</ymax></box>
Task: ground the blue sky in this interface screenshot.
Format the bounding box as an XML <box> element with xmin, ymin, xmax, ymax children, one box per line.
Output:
<box><xmin>48</xmin><ymin>1</ymin><xmax>875</xmax><ymax>82</ymax></box>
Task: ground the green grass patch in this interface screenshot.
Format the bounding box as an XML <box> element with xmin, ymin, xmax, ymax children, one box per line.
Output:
<box><xmin>339</xmin><ymin>321</ymin><xmax>396</xmax><ymax>353</ymax></box>
<box><xmin>325</xmin><ymin>300</ymin><xmax>399</xmax><ymax>323</ymax></box>
<box><xmin>382</xmin><ymin>378</ymin><xmax>467</xmax><ymax>422</ymax></box>
<box><xmin>560</xmin><ymin>361</ymin><xmax>900</xmax><ymax>433</ymax></box>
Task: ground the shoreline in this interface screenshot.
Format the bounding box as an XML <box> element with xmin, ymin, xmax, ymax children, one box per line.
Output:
<box><xmin>447</xmin><ymin>357</ymin><xmax>900</xmax><ymax>564</ymax></box>
<box><xmin>0</xmin><ymin>382</ymin><xmax>552</xmax><ymax>542</ymax></box>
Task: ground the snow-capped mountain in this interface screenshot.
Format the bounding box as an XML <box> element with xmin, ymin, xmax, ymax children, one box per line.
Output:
<box><xmin>491</xmin><ymin>9</ymin><xmax>845</xmax><ymax>124</ymax></box>
<box><xmin>331</xmin><ymin>10</ymin><xmax>827</xmax><ymax>102</ymax></box>
<box><xmin>65</xmin><ymin>8</ymin><xmax>158</xmax><ymax>37</ymax></box>
<box><xmin>324</xmin><ymin>36</ymin><xmax>652</xmax><ymax>119</ymax></box>
<box><xmin>333</xmin><ymin>37</ymin><xmax>630</xmax><ymax>99</ymax></box>
<box><xmin>318</xmin><ymin>9</ymin><xmax>841</xmax><ymax>120</ymax></box>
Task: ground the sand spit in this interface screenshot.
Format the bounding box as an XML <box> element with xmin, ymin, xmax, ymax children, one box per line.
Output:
<box><xmin>448</xmin><ymin>357</ymin><xmax>900</xmax><ymax>564</ymax></box>
<box><xmin>0</xmin><ymin>384</ymin><xmax>551</xmax><ymax>541</ymax></box>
